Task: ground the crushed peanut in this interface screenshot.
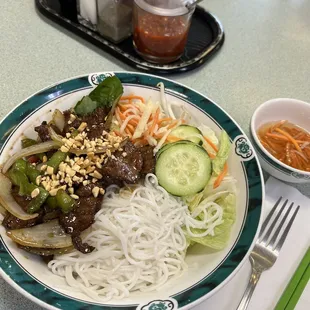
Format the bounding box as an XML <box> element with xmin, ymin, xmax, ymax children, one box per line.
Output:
<box><xmin>34</xmin><ymin>127</ymin><xmax>124</xmax><ymax>199</ymax></box>
<box><xmin>60</xmin><ymin>145</ymin><xmax>69</xmax><ymax>153</ymax></box>
<box><xmin>69</xmin><ymin>114</ymin><xmax>76</xmax><ymax>122</ymax></box>
<box><xmin>92</xmin><ymin>186</ymin><xmax>99</xmax><ymax>198</ymax></box>
<box><xmin>36</xmin><ymin>175</ymin><xmax>42</xmax><ymax>186</ymax></box>
<box><xmin>31</xmin><ymin>188</ymin><xmax>40</xmax><ymax>198</ymax></box>
<box><xmin>46</xmin><ymin>166</ymin><xmax>54</xmax><ymax>175</ymax></box>
<box><xmin>49</xmin><ymin>188</ymin><xmax>58</xmax><ymax>196</ymax></box>
<box><xmin>92</xmin><ymin>170</ymin><xmax>103</xmax><ymax>179</ymax></box>
<box><xmin>77</xmin><ymin>122</ymin><xmax>87</xmax><ymax>132</ymax></box>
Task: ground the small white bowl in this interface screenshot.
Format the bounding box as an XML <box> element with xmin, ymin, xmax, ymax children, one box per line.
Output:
<box><xmin>251</xmin><ymin>98</ymin><xmax>310</xmax><ymax>183</ymax></box>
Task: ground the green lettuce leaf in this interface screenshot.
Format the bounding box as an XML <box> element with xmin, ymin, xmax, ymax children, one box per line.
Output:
<box><xmin>212</xmin><ymin>131</ymin><xmax>231</xmax><ymax>175</ymax></box>
<box><xmin>186</xmin><ymin>193</ymin><xmax>236</xmax><ymax>250</ymax></box>
<box><xmin>74</xmin><ymin>96</ymin><xmax>98</xmax><ymax>116</ymax></box>
<box><xmin>74</xmin><ymin>76</ymin><xmax>123</xmax><ymax>116</ymax></box>
<box><xmin>88</xmin><ymin>75</ymin><xmax>123</xmax><ymax>105</ymax></box>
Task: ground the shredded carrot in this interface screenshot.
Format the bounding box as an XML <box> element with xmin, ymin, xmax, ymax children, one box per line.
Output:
<box><xmin>264</xmin><ymin>137</ymin><xmax>281</xmax><ymax>153</ymax></box>
<box><xmin>206</xmin><ymin>151</ymin><xmax>216</xmax><ymax>159</ymax></box>
<box><xmin>203</xmin><ymin>136</ymin><xmax>218</xmax><ymax>152</ymax></box>
<box><xmin>117</xmin><ymin>108</ymin><xmax>126</xmax><ymax>121</ymax></box>
<box><xmin>265</xmin><ymin>133</ymin><xmax>304</xmax><ymax>144</ymax></box>
<box><xmin>132</xmin><ymin>137</ymin><xmax>148</xmax><ymax>146</ymax></box>
<box><xmin>214</xmin><ymin>163</ymin><xmax>228</xmax><ymax>188</ymax></box>
<box><xmin>158</xmin><ymin>117</ymin><xmax>173</xmax><ymax>124</ymax></box>
<box><xmin>266</xmin><ymin>133</ymin><xmax>290</xmax><ymax>141</ymax></box>
<box><xmin>167</xmin><ymin>120</ymin><xmax>179</xmax><ymax>130</ymax></box>
<box><xmin>166</xmin><ymin>136</ymin><xmax>182</xmax><ymax>142</ymax></box>
<box><xmin>121</xmin><ymin>95</ymin><xmax>145</xmax><ymax>103</ymax></box>
<box><xmin>127</xmin><ymin>124</ymin><xmax>135</xmax><ymax>134</ymax></box>
<box><xmin>113</xmin><ymin>131</ymin><xmax>121</xmax><ymax>136</ymax></box>
<box><xmin>275</xmin><ymin>128</ymin><xmax>302</xmax><ymax>152</ymax></box>
<box><xmin>270</xmin><ymin>120</ymin><xmax>287</xmax><ymax>132</ymax></box>
<box><xmin>149</xmin><ymin>108</ymin><xmax>160</xmax><ymax>136</ymax></box>
<box><xmin>125</xmin><ymin>128</ymin><xmax>132</xmax><ymax>137</ymax></box>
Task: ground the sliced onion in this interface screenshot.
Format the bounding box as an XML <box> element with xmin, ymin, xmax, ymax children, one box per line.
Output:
<box><xmin>70</xmin><ymin>138</ymin><xmax>128</xmax><ymax>155</ymax></box>
<box><xmin>2</xmin><ymin>140</ymin><xmax>61</xmax><ymax>174</ymax></box>
<box><xmin>6</xmin><ymin>219</ymin><xmax>72</xmax><ymax>248</ymax></box>
<box><xmin>0</xmin><ymin>173</ymin><xmax>38</xmax><ymax>220</ymax></box>
<box><xmin>71</xmin><ymin>147</ymin><xmax>108</xmax><ymax>155</ymax></box>
<box><xmin>48</xmin><ymin>126</ymin><xmax>64</xmax><ymax>144</ymax></box>
<box><xmin>19</xmin><ymin>245</ymin><xmax>74</xmax><ymax>256</ymax></box>
<box><xmin>0</xmin><ymin>204</ymin><xmax>6</xmax><ymax>216</ymax></box>
<box><xmin>52</xmin><ymin>109</ymin><xmax>65</xmax><ymax>132</ymax></box>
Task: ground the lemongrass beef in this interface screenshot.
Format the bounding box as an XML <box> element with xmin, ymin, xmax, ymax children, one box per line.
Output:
<box><xmin>1</xmin><ymin>76</ymin><xmax>237</xmax><ymax>302</ymax></box>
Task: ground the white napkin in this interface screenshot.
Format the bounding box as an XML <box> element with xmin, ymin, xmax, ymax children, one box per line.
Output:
<box><xmin>193</xmin><ymin>177</ymin><xmax>310</xmax><ymax>310</ymax></box>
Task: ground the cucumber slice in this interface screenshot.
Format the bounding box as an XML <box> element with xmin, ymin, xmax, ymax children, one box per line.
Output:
<box><xmin>170</xmin><ymin>125</ymin><xmax>203</xmax><ymax>145</ymax></box>
<box><xmin>155</xmin><ymin>141</ymin><xmax>212</xmax><ymax>196</ymax></box>
<box><xmin>156</xmin><ymin>140</ymin><xmax>188</xmax><ymax>158</ymax></box>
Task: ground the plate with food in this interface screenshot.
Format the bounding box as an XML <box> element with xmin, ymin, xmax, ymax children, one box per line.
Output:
<box><xmin>0</xmin><ymin>72</ymin><xmax>264</xmax><ymax>310</ymax></box>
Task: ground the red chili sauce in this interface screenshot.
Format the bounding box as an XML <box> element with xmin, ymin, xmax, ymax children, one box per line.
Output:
<box><xmin>134</xmin><ymin>13</ymin><xmax>190</xmax><ymax>61</ymax></box>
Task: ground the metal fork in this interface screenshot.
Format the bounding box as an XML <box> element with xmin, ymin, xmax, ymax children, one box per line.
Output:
<box><xmin>236</xmin><ymin>197</ymin><xmax>300</xmax><ymax>310</ymax></box>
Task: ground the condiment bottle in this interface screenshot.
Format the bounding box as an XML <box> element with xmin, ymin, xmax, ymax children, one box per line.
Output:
<box><xmin>77</xmin><ymin>0</ymin><xmax>98</xmax><ymax>31</ymax></box>
<box><xmin>133</xmin><ymin>0</ymin><xmax>196</xmax><ymax>64</ymax></box>
<box><xmin>97</xmin><ymin>0</ymin><xmax>133</xmax><ymax>43</ymax></box>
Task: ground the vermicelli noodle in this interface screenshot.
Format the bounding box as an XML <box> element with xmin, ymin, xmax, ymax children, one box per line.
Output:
<box><xmin>48</xmin><ymin>174</ymin><xmax>224</xmax><ymax>301</ymax></box>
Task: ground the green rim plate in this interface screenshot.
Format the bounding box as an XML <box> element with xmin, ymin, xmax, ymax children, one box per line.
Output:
<box><xmin>0</xmin><ymin>72</ymin><xmax>264</xmax><ymax>310</ymax></box>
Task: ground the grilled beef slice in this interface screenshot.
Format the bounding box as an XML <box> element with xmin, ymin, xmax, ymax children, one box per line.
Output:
<box><xmin>34</xmin><ymin>121</ymin><xmax>51</xmax><ymax>142</ymax></box>
<box><xmin>58</xmin><ymin>185</ymin><xmax>103</xmax><ymax>254</ymax></box>
<box><xmin>139</xmin><ymin>146</ymin><xmax>156</xmax><ymax>174</ymax></box>
<box><xmin>100</xmin><ymin>141</ymin><xmax>143</xmax><ymax>186</ymax></box>
<box><xmin>63</xmin><ymin>107</ymin><xmax>110</xmax><ymax>139</ymax></box>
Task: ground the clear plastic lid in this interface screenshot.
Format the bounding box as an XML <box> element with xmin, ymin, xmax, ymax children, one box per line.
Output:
<box><xmin>134</xmin><ymin>0</ymin><xmax>194</xmax><ymax>16</ymax></box>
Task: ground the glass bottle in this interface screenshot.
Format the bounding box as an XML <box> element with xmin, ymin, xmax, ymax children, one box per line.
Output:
<box><xmin>133</xmin><ymin>0</ymin><xmax>196</xmax><ymax>63</ymax></box>
<box><xmin>97</xmin><ymin>0</ymin><xmax>134</xmax><ymax>43</ymax></box>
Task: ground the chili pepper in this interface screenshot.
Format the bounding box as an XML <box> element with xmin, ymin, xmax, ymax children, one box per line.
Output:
<box><xmin>56</xmin><ymin>189</ymin><xmax>75</xmax><ymax>214</ymax></box>
<box><xmin>22</xmin><ymin>138</ymin><xmax>45</xmax><ymax>161</ymax></box>
<box><xmin>21</xmin><ymin>138</ymin><xmax>37</xmax><ymax>149</ymax></box>
<box><xmin>71</xmin><ymin>130</ymin><xmax>79</xmax><ymax>138</ymax></box>
<box><xmin>12</xmin><ymin>159</ymin><xmax>27</xmax><ymax>173</ymax></box>
<box><xmin>12</xmin><ymin>159</ymin><xmax>41</xmax><ymax>184</ymax></box>
<box><xmin>46</xmin><ymin>151</ymin><xmax>67</xmax><ymax>172</ymax></box>
<box><xmin>27</xmin><ymin>187</ymin><xmax>49</xmax><ymax>214</ymax></box>
<box><xmin>8</xmin><ymin>169</ymin><xmax>31</xmax><ymax>196</ymax></box>
<box><xmin>26</xmin><ymin>162</ymin><xmax>41</xmax><ymax>184</ymax></box>
<box><xmin>46</xmin><ymin>196</ymin><xmax>58</xmax><ymax>209</ymax></box>
<box><xmin>8</xmin><ymin>165</ymin><xmax>49</xmax><ymax>213</ymax></box>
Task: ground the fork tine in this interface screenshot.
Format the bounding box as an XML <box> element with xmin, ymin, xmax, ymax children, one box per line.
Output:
<box><xmin>259</xmin><ymin>198</ymin><xmax>288</xmax><ymax>243</ymax></box>
<box><xmin>266</xmin><ymin>202</ymin><xmax>294</xmax><ymax>248</ymax></box>
<box><xmin>258</xmin><ymin>197</ymin><xmax>283</xmax><ymax>241</ymax></box>
<box><xmin>274</xmin><ymin>205</ymin><xmax>300</xmax><ymax>253</ymax></box>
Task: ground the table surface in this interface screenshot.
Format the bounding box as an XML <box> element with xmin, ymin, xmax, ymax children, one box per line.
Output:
<box><xmin>0</xmin><ymin>0</ymin><xmax>310</xmax><ymax>309</ymax></box>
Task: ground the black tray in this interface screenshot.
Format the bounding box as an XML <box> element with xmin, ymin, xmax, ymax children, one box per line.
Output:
<box><xmin>35</xmin><ymin>0</ymin><xmax>224</xmax><ymax>74</ymax></box>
